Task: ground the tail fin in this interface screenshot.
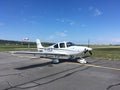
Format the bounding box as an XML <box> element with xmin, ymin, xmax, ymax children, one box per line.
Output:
<box><xmin>36</xmin><ymin>39</ymin><xmax>44</xmax><ymax>51</ymax></box>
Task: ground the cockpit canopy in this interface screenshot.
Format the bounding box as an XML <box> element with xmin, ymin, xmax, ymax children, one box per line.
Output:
<box><xmin>53</xmin><ymin>42</ymin><xmax>75</xmax><ymax>48</ymax></box>
<box><xmin>66</xmin><ymin>42</ymin><xmax>75</xmax><ymax>47</ymax></box>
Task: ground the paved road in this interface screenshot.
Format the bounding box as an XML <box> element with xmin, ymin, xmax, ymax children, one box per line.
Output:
<box><xmin>0</xmin><ymin>52</ymin><xmax>120</xmax><ymax>90</ymax></box>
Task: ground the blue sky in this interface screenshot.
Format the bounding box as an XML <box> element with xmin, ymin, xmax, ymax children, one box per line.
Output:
<box><xmin>0</xmin><ymin>0</ymin><xmax>120</xmax><ymax>44</ymax></box>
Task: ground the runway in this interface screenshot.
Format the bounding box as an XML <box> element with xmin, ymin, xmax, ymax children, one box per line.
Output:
<box><xmin>0</xmin><ymin>52</ymin><xmax>120</xmax><ymax>90</ymax></box>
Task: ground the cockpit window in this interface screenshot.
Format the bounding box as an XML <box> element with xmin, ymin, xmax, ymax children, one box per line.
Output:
<box><xmin>67</xmin><ymin>42</ymin><xmax>75</xmax><ymax>47</ymax></box>
<box><xmin>54</xmin><ymin>44</ymin><xmax>58</xmax><ymax>48</ymax></box>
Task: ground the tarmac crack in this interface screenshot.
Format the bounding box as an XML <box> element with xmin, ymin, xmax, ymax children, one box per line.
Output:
<box><xmin>5</xmin><ymin>65</ymin><xmax>91</xmax><ymax>90</ymax></box>
<box><xmin>6</xmin><ymin>81</ymin><xmax>13</xmax><ymax>88</ymax></box>
<box><xmin>0</xmin><ymin>73</ymin><xmax>23</xmax><ymax>77</ymax></box>
<box><xmin>106</xmin><ymin>82</ymin><xmax>120</xmax><ymax>90</ymax></box>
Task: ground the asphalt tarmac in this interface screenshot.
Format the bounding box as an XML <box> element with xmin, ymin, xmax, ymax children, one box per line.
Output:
<box><xmin>0</xmin><ymin>52</ymin><xmax>120</xmax><ymax>90</ymax></box>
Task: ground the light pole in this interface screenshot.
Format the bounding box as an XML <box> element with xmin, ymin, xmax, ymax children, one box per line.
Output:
<box><xmin>88</xmin><ymin>39</ymin><xmax>90</xmax><ymax>47</ymax></box>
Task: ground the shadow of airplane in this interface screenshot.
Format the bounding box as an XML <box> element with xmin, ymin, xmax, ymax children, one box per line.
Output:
<box><xmin>15</xmin><ymin>55</ymin><xmax>91</xmax><ymax>70</ymax></box>
<box><xmin>15</xmin><ymin>61</ymin><xmax>53</xmax><ymax>70</ymax></box>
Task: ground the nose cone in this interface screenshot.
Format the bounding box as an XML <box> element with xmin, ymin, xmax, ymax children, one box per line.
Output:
<box><xmin>87</xmin><ymin>47</ymin><xmax>93</xmax><ymax>55</ymax></box>
<box><xmin>87</xmin><ymin>47</ymin><xmax>92</xmax><ymax>51</ymax></box>
<box><xmin>84</xmin><ymin>47</ymin><xmax>93</xmax><ymax>55</ymax></box>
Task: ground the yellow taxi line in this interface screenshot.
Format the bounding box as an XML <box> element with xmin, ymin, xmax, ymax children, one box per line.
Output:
<box><xmin>66</xmin><ymin>62</ymin><xmax>120</xmax><ymax>71</ymax></box>
<box><xmin>80</xmin><ymin>63</ymin><xmax>120</xmax><ymax>71</ymax></box>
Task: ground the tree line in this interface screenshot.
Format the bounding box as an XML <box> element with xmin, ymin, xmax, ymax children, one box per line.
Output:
<box><xmin>0</xmin><ymin>39</ymin><xmax>53</xmax><ymax>47</ymax></box>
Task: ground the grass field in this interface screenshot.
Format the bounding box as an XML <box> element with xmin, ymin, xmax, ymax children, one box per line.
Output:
<box><xmin>0</xmin><ymin>44</ymin><xmax>120</xmax><ymax>61</ymax></box>
<box><xmin>90</xmin><ymin>45</ymin><xmax>120</xmax><ymax>61</ymax></box>
<box><xmin>0</xmin><ymin>44</ymin><xmax>36</xmax><ymax>51</ymax></box>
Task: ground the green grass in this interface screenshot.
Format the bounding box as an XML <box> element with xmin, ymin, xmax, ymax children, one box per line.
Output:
<box><xmin>0</xmin><ymin>44</ymin><xmax>36</xmax><ymax>51</ymax></box>
<box><xmin>90</xmin><ymin>46</ymin><xmax>120</xmax><ymax>61</ymax></box>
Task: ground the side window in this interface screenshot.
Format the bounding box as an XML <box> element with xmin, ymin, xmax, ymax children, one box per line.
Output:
<box><xmin>67</xmin><ymin>42</ymin><xmax>71</xmax><ymax>47</ymax></box>
<box><xmin>54</xmin><ymin>44</ymin><xmax>58</xmax><ymax>48</ymax></box>
<box><xmin>60</xmin><ymin>43</ymin><xmax>65</xmax><ymax>48</ymax></box>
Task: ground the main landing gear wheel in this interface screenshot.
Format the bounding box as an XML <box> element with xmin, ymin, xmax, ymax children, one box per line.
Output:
<box><xmin>52</xmin><ymin>59</ymin><xmax>59</xmax><ymax>64</ymax></box>
<box><xmin>77</xmin><ymin>58</ymin><xmax>87</xmax><ymax>64</ymax></box>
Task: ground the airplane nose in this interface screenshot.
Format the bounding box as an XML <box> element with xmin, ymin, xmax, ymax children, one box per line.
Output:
<box><xmin>88</xmin><ymin>48</ymin><xmax>92</xmax><ymax>55</ymax></box>
<box><xmin>84</xmin><ymin>47</ymin><xmax>93</xmax><ymax>55</ymax></box>
<box><xmin>88</xmin><ymin>47</ymin><xmax>92</xmax><ymax>51</ymax></box>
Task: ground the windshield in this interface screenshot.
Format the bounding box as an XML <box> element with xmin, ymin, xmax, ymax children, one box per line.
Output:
<box><xmin>66</xmin><ymin>42</ymin><xmax>75</xmax><ymax>47</ymax></box>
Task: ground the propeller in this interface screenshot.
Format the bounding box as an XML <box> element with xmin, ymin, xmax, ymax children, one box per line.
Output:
<box><xmin>85</xmin><ymin>39</ymin><xmax>93</xmax><ymax>55</ymax></box>
<box><xmin>89</xmin><ymin>51</ymin><xmax>92</xmax><ymax>55</ymax></box>
<box><xmin>84</xmin><ymin>48</ymin><xmax>92</xmax><ymax>55</ymax></box>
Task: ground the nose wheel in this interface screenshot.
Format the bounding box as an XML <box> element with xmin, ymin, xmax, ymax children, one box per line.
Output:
<box><xmin>77</xmin><ymin>58</ymin><xmax>87</xmax><ymax>64</ymax></box>
<box><xmin>52</xmin><ymin>58</ymin><xmax>59</xmax><ymax>64</ymax></box>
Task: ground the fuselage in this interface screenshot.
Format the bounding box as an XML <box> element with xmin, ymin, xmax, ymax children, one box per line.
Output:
<box><xmin>39</xmin><ymin>41</ymin><xmax>92</xmax><ymax>55</ymax></box>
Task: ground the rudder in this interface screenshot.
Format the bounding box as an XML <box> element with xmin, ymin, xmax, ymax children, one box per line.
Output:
<box><xmin>36</xmin><ymin>39</ymin><xmax>44</xmax><ymax>51</ymax></box>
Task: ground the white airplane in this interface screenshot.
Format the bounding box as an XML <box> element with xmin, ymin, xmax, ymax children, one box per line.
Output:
<box><xmin>12</xmin><ymin>39</ymin><xmax>92</xmax><ymax>64</ymax></box>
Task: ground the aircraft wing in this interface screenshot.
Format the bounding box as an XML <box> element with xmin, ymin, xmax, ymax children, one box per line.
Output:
<box><xmin>10</xmin><ymin>50</ymin><xmax>79</xmax><ymax>56</ymax></box>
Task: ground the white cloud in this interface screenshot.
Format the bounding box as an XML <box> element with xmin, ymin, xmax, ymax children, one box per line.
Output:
<box><xmin>49</xmin><ymin>35</ymin><xmax>54</xmax><ymax>40</ymax></box>
<box><xmin>56</xmin><ymin>32</ymin><xmax>67</xmax><ymax>37</ymax></box>
<box><xmin>56</xmin><ymin>30</ymin><xmax>68</xmax><ymax>37</ymax></box>
<box><xmin>48</xmin><ymin>30</ymin><xmax>68</xmax><ymax>40</ymax></box>
<box><xmin>94</xmin><ymin>8</ymin><xmax>103</xmax><ymax>16</ymax></box>
<box><xmin>22</xmin><ymin>17</ymin><xmax>38</xmax><ymax>24</ymax></box>
<box><xmin>56</xmin><ymin>18</ymin><xmax>75</xmax><ymax>26</ymax></box>
<box><xmin>56</xmin><ymin>18</ymin><xmax>65</xmax><ymax>23</ymax></box>
<box><xmin>111</xmin><ymin>38</ymin><xmax>120</xmax><ymax>43</ymax></box>
<box><xmin>88</xmin><ymin>6</ymin><xmax>103</xmax><ymax>16</ymax></box>
<box><xmin>89</xmin><ymin>6</ymin><xmax>94</xmax><ymax>11</ymax></box>
<box><xmin>69</xmin><ymin>22</ymin><xmax>75</xmax><ymax>26</ymax></box>
<box><xmin>92</xmin><ymin>38</ymin><xmax>120</xmax><ymax>45</ymax></box>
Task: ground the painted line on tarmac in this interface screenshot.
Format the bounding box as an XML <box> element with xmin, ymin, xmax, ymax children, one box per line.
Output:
<box><xmin>66</xmin><ymin>62</ymin><xmax>120</xmax><ymax>71</ymax></box>
<box><xmin>81</xmin><ymin>63</ymin><xmax>120</xmax><ymax>71</ymax></box>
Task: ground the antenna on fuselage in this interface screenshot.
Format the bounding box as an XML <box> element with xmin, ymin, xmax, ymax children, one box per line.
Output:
<box><xmin>88</xmin><ymin>39</ymin><xmax>90</xmax><ymax>47</ymax></box>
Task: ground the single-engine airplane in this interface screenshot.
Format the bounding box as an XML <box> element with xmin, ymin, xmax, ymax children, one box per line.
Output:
<box><xmin>12</xmin><ymin>39</ymin><xmax>92</xmax><ymax>64</ymax></box>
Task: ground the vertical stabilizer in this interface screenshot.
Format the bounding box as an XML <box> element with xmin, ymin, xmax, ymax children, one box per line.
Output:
<box><xmin>36</xmin><ymin>39</ymin><xmax>44</xmax><ymax>51</ymax></box>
